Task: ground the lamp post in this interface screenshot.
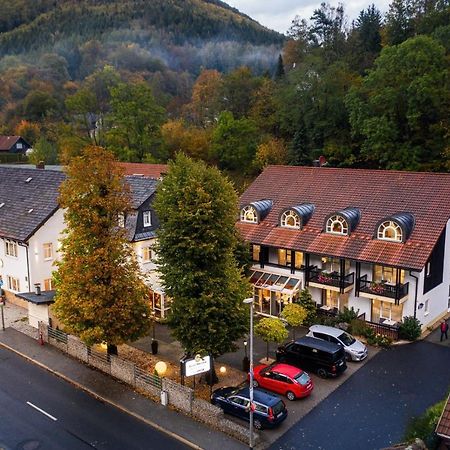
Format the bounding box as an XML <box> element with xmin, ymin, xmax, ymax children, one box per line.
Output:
<box><xmin>150</xmin><ymin>310</ymin><xmax>158</xmax><ymax>355</ymax></box>
<box><xmin>243</xmin><ymin>297</ymin><xmax>254</xmax><ymax>449</ymax></box>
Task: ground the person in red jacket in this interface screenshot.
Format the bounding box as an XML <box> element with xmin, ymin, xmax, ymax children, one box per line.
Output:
<box><xmin>440</xmin><ymin>320</ymin><xmax>449</xmax><ymax>341</ymax></box>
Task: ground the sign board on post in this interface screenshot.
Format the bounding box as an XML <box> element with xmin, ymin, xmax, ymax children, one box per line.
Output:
<box><xmin>181</xmin><ymin>354</ymin><xmax>211</xmax><ymax>377</ymax></box>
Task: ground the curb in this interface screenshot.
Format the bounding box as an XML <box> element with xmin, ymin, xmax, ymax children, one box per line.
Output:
<box><xmin>0</xmin><ymin>340</ymin><xmax>203</xmax><ymax>450</ymax></box>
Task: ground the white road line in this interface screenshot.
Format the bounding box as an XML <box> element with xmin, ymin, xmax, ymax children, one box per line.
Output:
<box><xmin>26</xmin><ymin>401</ymin><xmax>58</xmax><ymax>421</ymax></box>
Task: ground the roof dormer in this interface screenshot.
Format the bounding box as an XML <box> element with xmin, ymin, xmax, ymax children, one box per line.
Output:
<box><xmin>279</xmin><ymin>203</ymin><xmax>315</xmax><ymax>230</ymax></box>
<box><xmin>325</xmin><ymin>207</ymin><xmax>361</xmax><ymax>236</ymax></box>
<box><xmin>376</xmin><ymin>212</ymin><xmax>414</xmax><ymax>243</ymax></box>
<box><xmin>240</xmin><ymin>199</ymin><xmax>273</xmax><ymax>224</ymax></box>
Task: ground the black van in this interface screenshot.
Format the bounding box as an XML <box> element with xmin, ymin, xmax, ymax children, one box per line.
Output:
<box><xmin>276</xmin><ymin>336</ymin><xmax>347</xmax><ymax>378</ymax></box>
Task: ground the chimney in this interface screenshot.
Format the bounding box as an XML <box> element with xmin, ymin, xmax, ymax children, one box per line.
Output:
<box><xmin>36</xmin><ymin>161</ymin><xmax>45</xmax><ymax>170</ymax></box>
<box><xmin>313</xmin><ymin>156</ymin><xmax>328</xmax><ymax>167</ymax></box>
<box><xmin>34</xmin><ymin>283</ymin><xmax>41</xmax><ymax>295</ymax></box>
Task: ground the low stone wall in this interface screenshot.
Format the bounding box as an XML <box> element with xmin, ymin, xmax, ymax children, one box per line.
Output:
<box><xmin>88</xmin><ymin>351</ymin><xmax>111</xmax><ymax>374</ymax></box>
<box><xmin>111</xmin><ymin>356</ymin><xmax>134</xmax><ymax>385</ymax></box>
<box><xmin>162</xmin><ymin>377</ymin><xmax>194</xmax><ymax>412</ymax></box>
<box><xmin>68</xmin><ymin>335</ymin><xmax>89</xmax><ymax>363</ymax></box>
<box><xmin>48</xmin><ymin>336</ymin><xmax>68</xmax><ymax>352</ymax></box>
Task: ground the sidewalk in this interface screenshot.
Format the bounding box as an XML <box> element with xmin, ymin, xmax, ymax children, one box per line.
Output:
<box><xmin>0</xmin><ymin>307</ymin><xmax>246</xmax><ymax>450</ymax></box>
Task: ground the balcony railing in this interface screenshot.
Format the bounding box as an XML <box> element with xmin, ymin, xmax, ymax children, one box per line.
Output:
<box><xmin>308</xmin><ymin>267</ymin><xmax>355</xmax><ymax>291</ymax></box>
<box><xmin>357</xmin><ymin>275</ymin><xmax>409</xmax><ymax>302</ymax></box>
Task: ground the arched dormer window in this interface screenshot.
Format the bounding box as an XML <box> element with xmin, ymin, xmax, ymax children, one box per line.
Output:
<box><xmin>240</xmin><ymin>205</ymin><xmax>258</xmax><ymax>223</ymax></box>
<box><xmin>280</xmin><ymin>210</ymin><xmax>301</xmax><ymax>229</ymax></box>
<box><xmin>326</xmin><ymin>215</ymin><xmax>349</xmax><ymax>235</ymax></box>
<box><xmin>377</xmin><ymin>221</ymin><xmax>403</xmax><ymax>242</ymax></box>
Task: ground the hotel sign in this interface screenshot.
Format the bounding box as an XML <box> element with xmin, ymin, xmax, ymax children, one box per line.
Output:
<box><xmin>181</xmin><ymin>354</ymin><xmax>211</xmax><ymax>377</ymax></box>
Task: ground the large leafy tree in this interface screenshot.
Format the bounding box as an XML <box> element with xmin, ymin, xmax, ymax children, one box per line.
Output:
<box><xmin>153</xmin><ymin>154</ymin><xmax>249</xmax><ymax>368</ymax></box>
<box><xmin>53</xmin><ymin>146</ymin><xmax>151</xmax><ymax>354</ymax></box>
<box><xmin>346</xmin><ymin>35</ymin><xmax>449</xmax><ymax>170</ymax></box>
<box><xmin>106</xmin><ymin>82</ymin><xmax>166</xmax><ymax>162</ymax></box>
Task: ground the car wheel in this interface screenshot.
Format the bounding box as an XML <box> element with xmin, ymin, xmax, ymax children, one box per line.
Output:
<box><xmin>317</xmin><ymin>368</ymin><xmax>327</xmax><ymax>378</ymax></box>
<box><xmin>345</xmin><ymin>353</ymin><xmax>352</xmax><ymax>362</ymax></box>
<box><xmin>252</xmin><ymin>380</ymin><xmax>259</xmax><ymax>387</ymax></box>
<box><xmin>286</xmin><ymin>391</ymin><xmax>296</xmax><ymax>401</ymax></box>
<box><xmin>253</xmin><ymin>419</ymin><xmax>263</xmax><ymax>430</ymax></box>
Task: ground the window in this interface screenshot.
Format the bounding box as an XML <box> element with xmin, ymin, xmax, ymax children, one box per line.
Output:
<box><xmin>16</xmin><ymin>143</ymin><xmax>23</xmax><ymax>149</ymax></box>
<box><xmin>143</xmin><ymin>211</ymin><xmax>152</xmax><ymax>227</ymax></box>
<box><xmin>5</xmin><ymin>240</ymin><xmax>18</xmax><ymax>257</ymax></box>
<box><xmin>118</xmin><ymin>213</ymin><xmax>125</xmax><ymax>227</ymax></box>
<box><xmin>252</xmin><ymin>245</ymin><xmax>260</xmax><ymax>262</ymax></box>
<box><xmin>377</xmin><ymin>221</ymin><xmax>403</xmax><ymax>242</ymax></box>
<box><xmin>240</xmin><ymin>205</ymin><xmax>258</xmax><ymax>223</ymax></box>
<box><xmin>424</xmin><ymin>299</ymin><xmax>429</xmax><ymax>316</ymax></box>
<box><xmin>44</xmin><ymin>278</ymin><xmax>53</xmax><ymax>291</ymax></box>
<box><xmin>373</xmin><ymin>266</ymin><xmax>404</xmax><ymax>284</ymax></box>
<box><xmin>326</xmin><ymin>215</ymin><xmax>349</xmax><ymax>235</ymax></box>
<box><xmin>142</xmin><ymin>246</ymin><xmax>153</xmax><ymax>263</ymax></box>
<box><xmin>6</xmin><ymin>276</ymin><xmax>20</xmax><ymax>292</ymax></box>
<box><xmin>278</xmin><ymin>249</ymin><xmax>303</xmax><ymax>269</ymax></box>
<box><xmin>43</xmin><ymin>243</ymin><xmax>53</xmax><ymax>260</ymax></box>
<box><xmin>280</xmin><ymin>210</ymin><xmax>301</xmax><ymax>229</ymax></box>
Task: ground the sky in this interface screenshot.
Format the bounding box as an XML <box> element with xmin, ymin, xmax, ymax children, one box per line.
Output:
<box><xmin>224</xmin><ymin>0</ymin><xmax>391</xmax><ymax>34</ymax></box>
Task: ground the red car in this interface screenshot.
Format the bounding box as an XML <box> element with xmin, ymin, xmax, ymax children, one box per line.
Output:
<box><xmin>251</xmin><ymin>363</ymin><xmax>313</xmax><ymax>401</ymax></box>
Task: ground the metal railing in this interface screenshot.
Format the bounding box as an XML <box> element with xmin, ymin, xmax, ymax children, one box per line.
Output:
<box><xmin>135</xmin><ymin>366</ymin><xmax>162</xmax><ymax>390</ymax></box>
<box><xmin>357</xmin><ymin>275</ymin><xmax>409</xmax><ymax>302</ymax></box>
<box><xmin>308</xmin><ymin>268</ymin><xmax>354</xmax><ymax>290</ymax></box>
<box><xmin>47</xmin><ymin>326</ymin><xmax>68</xmax><ymax>344</ymax></box>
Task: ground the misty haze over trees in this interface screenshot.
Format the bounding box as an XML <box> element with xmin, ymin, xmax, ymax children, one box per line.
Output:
<box><xmin>0</xmin><ymin>0</ymin><xmax>448</xmax><ymax>180</ymax></box>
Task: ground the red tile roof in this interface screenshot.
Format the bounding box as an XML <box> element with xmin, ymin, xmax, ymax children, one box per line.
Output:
<box><xmin>237</xmin><ymin>166</ymin><xmax>450</xmax><ymax>270</ymax></box>
<box><xmin>0</xmin><ymin>135</ymin><xmax>20</xmax><ymax>151</ymax></box>
<box><xmin>117</xmin><ymin>163</ymin><xmax>168</xmax><ymax>179</ymax></box>
<box><xmin>436</xmin><ymin>394</ymin><xmax>450</xmax><ymax>438</ymax></box>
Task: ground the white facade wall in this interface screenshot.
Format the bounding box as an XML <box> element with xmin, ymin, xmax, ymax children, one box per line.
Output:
<box><xmin>28</xmin><ymin>303</ymin><xmax>50</xmax><ymax>328</ymax></box>
<box><xmin>0</xmin><ymin>238</ymin><xmax>29</xmax><ymax>294</ymax></box>
<box><xmin>28</xmin><ymin>208</ymin><xmax>65</xmax><ymax>290</ymax></box>
<box><xmin>133</xmin><ymin>238</ymin><xmax>158</xmax><ymax>277</ymax></box>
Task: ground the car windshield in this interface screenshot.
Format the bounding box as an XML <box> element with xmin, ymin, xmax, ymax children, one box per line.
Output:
<box><xmin>272</xmin><ymin>401</ymin><xmax>285</xmax><ymax>415</ymax></box>
<box><xmin>294</xmin><ymin>371</ymin><xmax>310</xmax><ymax>385</ymax></box>
<box><xmin>338</xmin><ymin>332</ymin><xmax>356</xmax><ymax>346</ymax></box>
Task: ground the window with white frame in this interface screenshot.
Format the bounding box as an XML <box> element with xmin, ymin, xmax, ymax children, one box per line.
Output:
<box><xmin>377</xmin><ymin>221</ymin><xmax>403</xmax><ymax>242</ymax></box>
<box><xmin>142</xmin><ymin>246</ymin><xmax>153</xmax><ymax>263</ymax></box>
<box><xmin>326</xmin><ymin>215</ymin><xmax>349</xmax><ymax>235</ymax></box>
<box><xmin>5</xmin><ymin>240</ymin><xmax>18</xmax><ymax>257</ymax></box>
<box><xmin>240</xmin><ymin>205</ymin><xmax>258</xmax><ymax>223</ymax></box>
<box><xmin>118</xmin><ymin>213</ymin><xmax>125</xmax><ymax>227</ymax></box>
<box><xmin>280</xmin><ymin>210</ymin><xmax>301</xmax><ymax>229</ymax></box>
<box><xmin>44</xmin><ymin>278</ymin><xmax>53</xmax><ymax>291</ymax></box>
<box><xmin>143</xmin><ymin>211</ymin><xmax>152</xmax><ymax>227</ymax></box>
<box><xmin>424</xmin><ymin>299</ymin><xmax>429</xmax><ymax>315</ymax></box>
<box><xmin>7</xmin><ymin>275</ymin><xmax>20</xmax><ymax>291</ymax></box>
<box><xmin>43</xmin><ymin>243</ymin><xmax>53</xmax><ymax>260</ymax></box>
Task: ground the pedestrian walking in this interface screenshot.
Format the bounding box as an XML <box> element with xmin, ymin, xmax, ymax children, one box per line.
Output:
<box><xmin>440</xmin><ymin>320</ymin><xmax>449</xmax><ymax>341</ymax></box>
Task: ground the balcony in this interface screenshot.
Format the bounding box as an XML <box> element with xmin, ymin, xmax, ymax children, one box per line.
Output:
<box><xmin>308</xmin><ymin>267</ymin><xmax>355</xmax><ymax>293</ymax></box>
<box><xmin>357</xmin><ymin>275</ymin><xmax>409</xmax><ymax>303</ymax></box>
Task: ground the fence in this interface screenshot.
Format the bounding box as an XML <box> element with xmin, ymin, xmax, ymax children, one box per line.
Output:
<box><xmin>39</xmin><ymin>323</ymin><xmax>252</xmax><ymax>443</ymax></box>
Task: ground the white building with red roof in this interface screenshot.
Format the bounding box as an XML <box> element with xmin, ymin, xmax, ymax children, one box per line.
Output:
<box><xmin>237</xmin><ymin>165</ymin><xmax>450</xmax><ymax>331</ymax></box>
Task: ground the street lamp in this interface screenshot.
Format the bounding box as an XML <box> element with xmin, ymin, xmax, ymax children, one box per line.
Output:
<box><xmin>243</xmin><ymin>297</ymin><xmax>254</xmax><ymax>449</ymax></box>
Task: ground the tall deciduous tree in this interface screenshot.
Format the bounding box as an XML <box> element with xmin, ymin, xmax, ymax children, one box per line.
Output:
<box><xmin>106</xmin><ymin>82</ymin><xmax>166</xmax><ymax>162</ymax></box>
<box><xmin>53</xmin><ymin>146</ymin><xmax>151</xmax><ymax>354</ymax></box>
<box><xmin>153</xmin><ymin>154</ymin><xmax>249</xmax><ymax>373</ymax></box>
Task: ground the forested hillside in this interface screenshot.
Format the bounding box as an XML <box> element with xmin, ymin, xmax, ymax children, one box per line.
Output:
<box><xmin>0</xmin><ymin>0</ymin><xmax>448</xmax><ymax>177</ymax></box>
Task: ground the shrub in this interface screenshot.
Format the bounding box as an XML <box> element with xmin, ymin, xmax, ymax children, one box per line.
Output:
<box><xmin>296</xmin><ymin>288</ymin><xmax>317</xmax><ymax>325</ymax></box>
<box><xmin>404</xmin><ymin>397</ymin><xmax>446</xmax><ymax>449</ymax></box>
<box><xmin>350</xmin><ymin>318</ymin><xmax>369</xmax><ymax>336</ymax></box>
<box><xmin>337</xmin><ymin>306</ymin><xmax>359</xmax><ymax>324</ymax></box>
<box><xmin>399</xmin><ymin>316</ymin><xmax>422</xmax><ymax>341</ymax></box>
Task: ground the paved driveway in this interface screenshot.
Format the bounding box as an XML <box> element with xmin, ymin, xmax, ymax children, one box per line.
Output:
<box><xmin>270</xmin><ymin>340</ymin><xmax>450</xmax><ymax>450</ymax></box>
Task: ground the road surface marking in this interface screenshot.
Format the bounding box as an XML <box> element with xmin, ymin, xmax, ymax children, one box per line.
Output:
<box><xmin>26</xmin><ymin>401</ymin><xmax>58</xmax><ymax>421</ymax></box>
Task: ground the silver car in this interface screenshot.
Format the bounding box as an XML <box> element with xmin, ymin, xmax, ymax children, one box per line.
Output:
<box><xmin>306</xmin><ymin>324</ymin><xmax>368</xmax><ymax>361</ymax></box>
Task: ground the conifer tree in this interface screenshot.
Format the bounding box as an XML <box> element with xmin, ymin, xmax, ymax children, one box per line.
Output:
<box><xmin>53</xmin><ymin>146</ymin><xmax>151</xmax><ymax>354</ymax></box>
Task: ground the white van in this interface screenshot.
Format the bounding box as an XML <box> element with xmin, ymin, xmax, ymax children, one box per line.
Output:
<box><xmin>306</xmin><ymin>324</ymin><xmax>368</xmax><ymax>362</ymax></box>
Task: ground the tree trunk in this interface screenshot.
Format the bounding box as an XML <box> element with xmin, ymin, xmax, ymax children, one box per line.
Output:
<box><xmin>293</xmin><ymin>327</ymin><xmax>296</xmax><ymax>341</ymax></box>
<box><xmin>107</xmin><ymin>343</ymin><xmax>118</xmax><ymax>356</ymax></box>
<box><xmin>266</xmin><ymin>341</ymin><xmax>269</xmax><ymax>361</ymax></box>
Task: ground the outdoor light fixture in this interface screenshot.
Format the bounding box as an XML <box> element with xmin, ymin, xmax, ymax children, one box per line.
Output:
<box><xmin>155</xmin><ymin>361</ymin><xmax>167</xmax><ymax>376</ymax></box>
<box><xmin>219</xmin><ymin>366</ymin><xmax>227</xmax><ymax>374</ymax></box>
<box><xmin>243</xmin><ymin>297</ymin><xmax>254</xmax><ymax>449</ymax></box>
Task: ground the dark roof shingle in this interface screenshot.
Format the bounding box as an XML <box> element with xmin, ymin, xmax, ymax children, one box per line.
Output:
<box><xmin>237</xmin><ymin>166</ymin><xmax>450</xmax><ymax>270</ymax></box>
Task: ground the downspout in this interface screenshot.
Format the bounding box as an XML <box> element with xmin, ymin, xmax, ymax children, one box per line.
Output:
<box><xmin>19</xmin><ymin>242</ymin><xmax>31</xmax><ymax>292</ymax></box>
<box><xmin>409</xmin><ymin>270</ymin><xmax>419</xmax><ymax>319</ymax></box>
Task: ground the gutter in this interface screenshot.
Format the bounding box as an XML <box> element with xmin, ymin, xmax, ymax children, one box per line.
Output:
<box><xmin>409</xmin><ymin>270</ymin><xmax>420</xmax><ymax>319</ymax></box>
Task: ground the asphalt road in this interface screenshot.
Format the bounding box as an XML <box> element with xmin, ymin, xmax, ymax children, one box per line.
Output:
<box><xmin>0</xmin><ymin>347</ymin><xmax>188</xmax><ymax>450</ymax></box>
<box><xmin>270</xmin><ymin>340</ymin><xmax>450</xmax><ymax>450</ymax></box>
